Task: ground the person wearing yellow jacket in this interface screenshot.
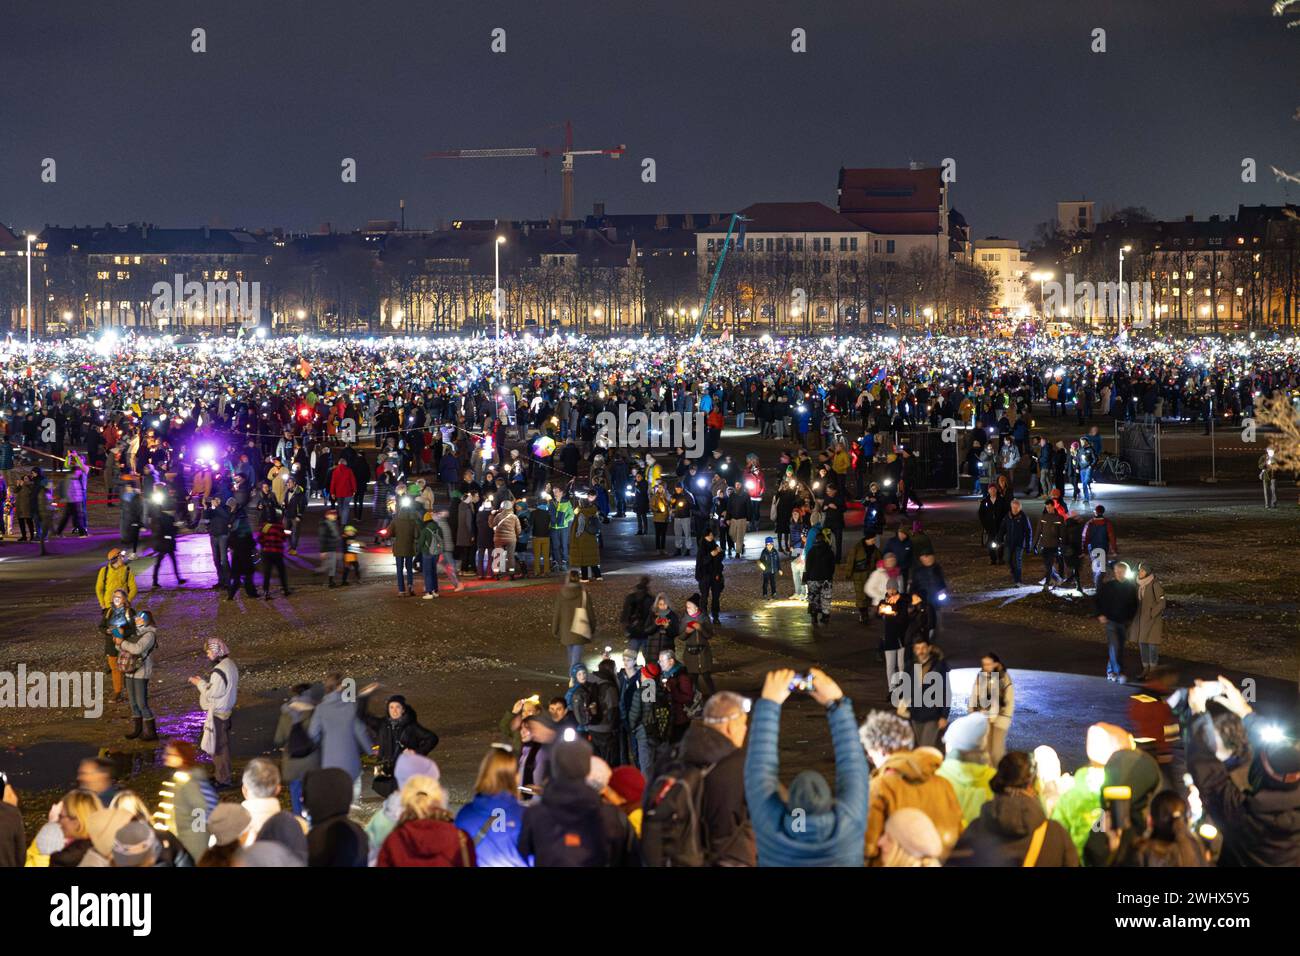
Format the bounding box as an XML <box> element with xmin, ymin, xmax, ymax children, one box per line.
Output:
<box><xmin>95</xmin><ymin>548</ymin><xmax>137</xmax><ymax>609</ymax></box>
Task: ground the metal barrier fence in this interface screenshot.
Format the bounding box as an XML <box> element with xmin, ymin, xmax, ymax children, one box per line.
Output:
<box><xmin>1116</xmin><ymin>421</ymin><xmax>1163</xmax><ymax>484</ymax></box>
<box><xmin>893</xmin><ymin>427</ymin><xmax>959</xmax><ymax>490</ymax></box>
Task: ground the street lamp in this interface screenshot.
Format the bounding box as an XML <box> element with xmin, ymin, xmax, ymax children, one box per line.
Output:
<box><xmin>25</xmin><ymin>234</ymin><xmax>35</xmax><ymax>351</ymax></box>
<box><xmin>1030</xmin><ymin>270</ymin><xmax>1053</xmax><ymax>321</ymax></box>
<box><xmin>494</xmin><ymin>235</ymin><xmax>506</xmax><ymax>362</ymax></box>
<box><xmin>1118</xmin><ymin>245</ymin><xmax>1132</xmax><ymax>338</ymax></box>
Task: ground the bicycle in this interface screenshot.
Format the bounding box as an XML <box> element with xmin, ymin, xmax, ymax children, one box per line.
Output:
<box><xmin>1094</xmin><ymin>453</ymin><xmax>1131</xmax><ymax>482</ymax></box>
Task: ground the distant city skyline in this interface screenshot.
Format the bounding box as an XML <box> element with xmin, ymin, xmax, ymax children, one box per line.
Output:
<box><xmin>3</xmin><ymin>0</ymin><xmax>1297</xmax><ymax>242</ymax></box>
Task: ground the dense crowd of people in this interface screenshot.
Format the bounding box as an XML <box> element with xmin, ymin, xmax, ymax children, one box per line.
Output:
<box><xmin>0</xmin><ymin>329</ymin><xmax>1297</xmax><ymax>868</ymax></box>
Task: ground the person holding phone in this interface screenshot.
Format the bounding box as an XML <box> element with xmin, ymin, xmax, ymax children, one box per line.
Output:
<box><xmin>743</xmin><ymin>667</ymin><xmax>867</xmax><ymax>866</ymax></box>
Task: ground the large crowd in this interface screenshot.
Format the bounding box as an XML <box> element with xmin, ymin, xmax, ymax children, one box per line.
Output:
<box><xmin>0</xmin><ymin>329</ymin><xmax>1297</xmax><ymax>868</ymax></box>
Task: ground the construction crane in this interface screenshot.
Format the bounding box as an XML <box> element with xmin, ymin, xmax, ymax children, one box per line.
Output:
<box><xmin>695</xmin><ymin>213</ymin><xmax>749</xmax><ymax>338</ymax></box>
<box><xmin>427</xmin><ymin>120</ymin><xmax>625</xmax><ymax>221</ymax></box>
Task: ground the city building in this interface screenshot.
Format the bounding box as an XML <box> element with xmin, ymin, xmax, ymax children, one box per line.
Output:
<box><xmin>1060</xmin><ymin>205</ymin><xmax>1300</xmax><ymax>332</ymax></box>
<box><xmin>1057</xmin><ymin>200</ymin><xmax>1095</xmax><ymax>236</ymax></box>
<box><xmin>973</xmin><ymin>237</ymin><xmax>1033</xmax><ymax>315</ymax></box>
<box><xmin>837</xmin><ymin>165</ymin><xmax>950</xmax><ymax>263</ymax></box>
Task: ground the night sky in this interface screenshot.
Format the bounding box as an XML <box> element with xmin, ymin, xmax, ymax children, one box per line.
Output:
<box><xmin>2</xmin><ymin>0</ymin><xmax>1297</xmax><ymax>241</ymax></box>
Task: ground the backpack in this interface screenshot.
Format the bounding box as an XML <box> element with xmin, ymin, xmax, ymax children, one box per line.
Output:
<box><xmin>575</xmin><ymin>511</ymin><xmax>597</xmax><ymax>538</ymax></box>
<box><xmin>641</xmin><ymin>760</ymin><xmax>715</xmax><ymax>867</ymax></box>
<box><xmin>570</xmin><ymin>684</ymin><xmax>598</xmax><ymax>727</ymax></box>
<box><xmin>287</xmin><ymin>719</ymin><xmax>317</xmax><ymax>760</ymax></box>
<box><xmin>640</xmin><ymin>681</ymin><xmax>673</xmax><ymax>742</ymax></box>
<box><xmin>422</xmin><ymin>523</ymin><xmax>443</xmax><ymax>554</ymax></box>
<box><xmin>584</xmin><ymin>681</ymin><xmax>608</xmax><ymax>728</ymax></box>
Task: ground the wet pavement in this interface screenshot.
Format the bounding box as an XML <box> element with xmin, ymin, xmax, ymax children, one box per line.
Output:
<box><xmin>1</xmin><ymin>433</ymin><xmax>1296</xmax><ymax>806</ymax></box>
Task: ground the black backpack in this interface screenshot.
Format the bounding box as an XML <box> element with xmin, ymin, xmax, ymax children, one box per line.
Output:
<box><xmin>640</xmin><ymin>680</ymin><xmax>673</xmax><ymax>742</ymax></box>
<box><xmin>287</xmin><ymin>719</ymin><xmax>317</xmax><ymax>760</ymax></box>
<box><xmin>641</xmin><ymin>759</ymin><xmax>715</xmax><ymax>867</ymax></box>
<box><xmin>570</xmin><ymin>684</ymin><xmax>598</xmax><ymax>727</ymax></box>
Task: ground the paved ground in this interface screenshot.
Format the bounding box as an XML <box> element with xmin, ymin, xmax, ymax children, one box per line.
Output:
<box><xmin>1</xmin><ymin>419</ymin><xmax>1296</xmax><ymax>817</ymax></box>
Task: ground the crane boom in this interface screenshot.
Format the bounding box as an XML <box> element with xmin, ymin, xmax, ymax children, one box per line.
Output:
<box><xmin>427</xmin><ymin>147</ymin><xmax>542</xmax><ymax>159</ymax></box>
<box><xmin>427</xmin><ymin>121</ymin><xmax>624</xmax><ymax>219</ymax></box>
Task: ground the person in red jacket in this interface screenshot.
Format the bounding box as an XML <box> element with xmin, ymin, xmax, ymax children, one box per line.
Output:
<box><xmin>329</xmin><ymin>460</ymin><xmax>357</xmax><ymax>529</ymax></box>
<box><xmin>657</xmin><ymin>649</ymin><xmax>696</xmax><ymax>744</ymax></box>
<box><xmin>1128</xmin><ymin>665</ymin><xmax>1182</xmax><ymax>790</ymax></box>
<box><xmin>376</xmin><ymin>775</ymin><xmax>476</xmax><ymax>867</ymax></box>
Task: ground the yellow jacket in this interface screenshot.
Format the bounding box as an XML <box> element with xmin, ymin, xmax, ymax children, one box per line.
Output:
<box><xmin>95</xmin><ymin>562</ymin><xmax>137</xmax><ymax>609</ymax></box>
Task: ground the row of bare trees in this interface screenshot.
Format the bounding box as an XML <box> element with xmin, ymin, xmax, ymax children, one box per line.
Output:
<box><xmin>5</xmin><ymin>243</ymin><xmax>998</xmax><ymax>337</ymax></box>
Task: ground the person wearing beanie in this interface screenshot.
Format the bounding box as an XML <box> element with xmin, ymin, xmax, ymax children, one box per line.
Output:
<box><xmin>1079</xmin><ymin>747</ymin><xmax>1164</xmax><ymax>867</ymax></box>
<box><xmin>745</xmin><ymin>667</ymin><xmax>868</xmax><ymax>867</ymax></box>
<box><xmin>679</xmin><ymin>597</ymin><xmax>716</xmax><ymax>697</ymax></box>
<box><xmin>1050</xmin><ymin>721</ymin><xmax>1135</xmax><ymax>855</ymax></box>
<box><xmin>79</xmin><ymin>807</ymin><xmax>136</xmax><ymax>867</ymax></box>
<box><xmin>948</xmin><ymin>752</ymin><xmax>1079</xmax><ymax>868</ymax></box>
<box><xmin>641</xmin><ymin>592</ymin><xmax>679</xmax><ymax>665</ymax></box>
<box><xmin>365</xmin><ymin>749</ymin><xmax>441</xmax><ymax>864</ymax></box>
<box><xmin>878</xmin><ymin>807</ymin><xmax>943</xmax><ymax>867</ymax></box>
<box><xmin>303</xmin><ymin>767</ymin><xmax>370</xmax><ymax>867</ymax></box>
<box><xmin>112</xmin><ymin>820</ymin><xmax>161</xmax><ymax>868</ymax></box>
<box><xmin>255</xmin><ymin>811</ymin><xmax>310</xmax><ymax>866</ymax></box>
<box><xmin>585</xmin><ymin>659</ymin><xmax>622</xmax><ymax>766</ymax></box>
<box><xmin>605</xmin><ymin>766</ymin><xmax>646</xmax><ymax>837</ymax></box>
<box><xmin>628</xmin><ymin>661</ymin><xmax>671</xmax><ymax>773</ymax></box>
<box><xmin>374</xmin><ymin>694</ymin><xmax>440</xmax><ymax>798</ymax></box>
<box><xmin>1186</xmin><ymin>676</ymin><xmax>1300</xmax><ymax>867</ymax></box>
<box><xmin>199</xmin><ymin>803</ymin><xmax>252</xmax><ymax>867</ymax></box>
<box><xmin>936</xmin><ymin>713</ymin><xmax>996</xmax><ymax>826</ymax></box>
<box><xmin>518</xmin><ymin>738</ymin><xmax>639</xmax><ymax>866</ymax></box>
<box><xmin>28</xmin><ymin>821</ymin><xmax>67</xmax><ymax>867</ymax></box>
<box><xmin>236</xmin><ymin>841</ymin><xmax>306</xmax><ymax>867</ymax></box>
<box><xmin>758</xmin><ymin>536</ymin><xmax>782</xmax><ymax>599</ymax></box>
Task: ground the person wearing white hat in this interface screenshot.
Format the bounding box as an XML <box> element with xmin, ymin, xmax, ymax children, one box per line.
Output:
<box><xmin>936</xmin><ymin>713</ymin><xmax>996</xmax><ymax>826</ymax></box>
<box><xmin>878</xmin><ymin>807</ymin><xmax>944</xmax><ymax>867</ymax></box>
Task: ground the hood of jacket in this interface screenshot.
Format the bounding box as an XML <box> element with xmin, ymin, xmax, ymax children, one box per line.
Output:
<box><xmin>875</xmin><ymin>747</ymin><xmax>944</xmax><ymax>784</ymax></box>
<box><xmin>680</xmin><ymin>721</ymin><xmax>739</xmax><ymax>767</ymax></box>
<box><xmin>975</xmin><ymin>790</ymin><xmax>1046</xmax><ymax>839</ymax></box>
<box><xmin>384</xmin><ymin>816</ymin><xmax>461</xmax><ymax>863</ymax></box>
<box><xmin>940</xmin><ymin>756</ymin><xmax>995</xmax><ymax>787</ymax></box>
<box><xmin>303</xmin><ymin>767</ymin><xmax>354</xmax><ymax>823</ymax></box>
<box><xmin>537</xmin><ymin>776</ymin><xmax>602</xmax><ymax>825</ymax></box>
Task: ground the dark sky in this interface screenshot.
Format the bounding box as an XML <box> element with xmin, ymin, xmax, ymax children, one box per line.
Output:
<box><xmin>2</xmin><ymin>0</ymin><xmax>1297</xmax><ymax>241</ymax></box>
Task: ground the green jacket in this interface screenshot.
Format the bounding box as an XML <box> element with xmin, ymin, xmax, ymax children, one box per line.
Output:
<box><xmin>417</xmin><ymin>520</ymin><xmax>442</xmax><ymax>556</ymax></box>
<box><xmin>1050</xmin><ymin>764</ymin><xmax>1104</xmax><ymax>857</ymax></box>
<box><xmin>552</xmin><ymin>499</ymin><xmax>574</xmax><ymax>529</ymax></box>
<box><xmin>936</xmin><ymin>757</ymin><xmax>995</xmax><ymax>827</ymax></box>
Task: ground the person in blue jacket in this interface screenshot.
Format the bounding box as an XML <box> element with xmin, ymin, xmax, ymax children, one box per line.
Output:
<box><xmin>454</xmin><ymin>745</ymin><xmax>532</xmax><ymax>867</ymax></box>
<box><xmin>744</xmin><ymin>667</ymin><xmax>869</xmax><ymax>866</ymax></box>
